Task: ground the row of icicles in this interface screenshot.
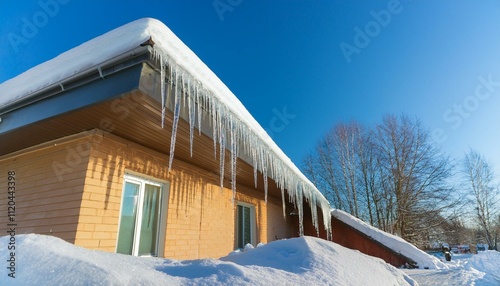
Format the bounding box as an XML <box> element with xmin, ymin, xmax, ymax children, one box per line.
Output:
<box><xmin>153</xmin><ymin>50</ymin><xmax>331</xmax><ymax>239</ymax></box>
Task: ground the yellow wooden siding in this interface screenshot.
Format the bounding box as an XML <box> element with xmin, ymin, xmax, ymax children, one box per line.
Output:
<box><xmin>1</xmin><ymin>129</ymin><xmax>295</xmax><ymax>259</ymax></box>
<box><xmin>0</xmin><ymin>134</ymin><xmax>91</xmax><ymax>243</ymax></box>
<box><xmin>80</xmin><ymin>130</ymin><xmax>293</xmax><ymax>259</ymax></box>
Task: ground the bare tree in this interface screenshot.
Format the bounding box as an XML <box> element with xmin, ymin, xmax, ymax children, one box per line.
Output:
<box><xmin>303</xmin><ymin>114</ymin><xmax>454</xmax><ymax>247</ymax></box>
<box><xmin>303</xmin><ymin>134</ymin><xmax>344</xmax><ymax>210</ymax></box>
<box><xmin>303</xmin><ymin>121</ymin><xmax>377</xmax><ymax>220</ymax></box>
<box><xmin>374</xmin><ymin>115</ymin><xmax>454</xmax><ymax>247</ymax></box>
<box><xmin>333</xmin><ymin>122</ymin><xmax>362</xmax><ymax>217</ymax></box>
<box><xmin>303</xmin><ymin>152</ymin><xmax>341</xmax><ymax>208</ymax></box>
<box><xmin>462</xmin><ymin>150</ymin><xmax>500</xmax><ymax>250</ymax></box>
<box><xmin>437</xmin><ymin>214</ymin><xmax>474</xmax><ymax>246</ymax></box>
<box><xmin>351</xmin><ymin>124</ymin><xmax>392</xmax><ymax>229</ymax></box>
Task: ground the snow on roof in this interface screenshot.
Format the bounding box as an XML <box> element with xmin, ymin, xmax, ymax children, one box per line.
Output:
<box><xmin>331</xmin><ymin>209</ymin><xmax>447</xmax><ymax>269</ymax></box>
<box><xmin>0</xmin><ymin>18</ymin><xmax>331</xmax><ymax>237</ymax></box>
<box><xmin>0</xmin><ymin>234</ymin><xmax>417</xmax><ymax>285</ymax></box>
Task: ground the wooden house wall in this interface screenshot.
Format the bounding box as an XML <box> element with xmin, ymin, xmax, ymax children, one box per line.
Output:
<box><xmin>0</xmin><ymin>127</ymin><xmax>315</xmax><ymax>260</ymax></box>
<box><xmin>80</xmin><ymin>130</ymin><xmax>294</xmax><ymax>259</ymax></box>
<box><xmin>332</xmin><ymin>216</ymin><xmax>412</xmax><ymax>268</ymax></box>
<box><xmin>0</xmin><ymin>133</ymin><xmax>90</xmax><ymax>243</ymax></box>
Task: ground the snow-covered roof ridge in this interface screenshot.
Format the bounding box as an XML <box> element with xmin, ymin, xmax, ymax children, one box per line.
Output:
<box><xmin>0</xmin><ymin>19</ymin><xmax>153</xmax><ymax>108</ymax></box>
<box><xmin>331</xmin><ymin>209</ymin><xmax>447</xmax><ymax>269</ymax></box>
<box><xmin>0</xmin><ymin>18</ymin><xmax>331</xmax><ymax>237</ymax></box>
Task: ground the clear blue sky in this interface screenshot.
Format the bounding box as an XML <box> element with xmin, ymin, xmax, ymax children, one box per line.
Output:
<box><xmin>1</xmin><ymin>0</ymin><xmax>500</xmax><ymax>175</ymax></box>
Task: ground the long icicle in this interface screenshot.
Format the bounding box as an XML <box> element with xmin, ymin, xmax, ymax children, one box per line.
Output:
<box><xmin>230</xmin><ymin>119</ymin><xmax>238</xmax><ymax>203</ymax></box>
<box><xmin>281</xmin><ymin>185</ymin><xmax>286</xmax><ymax>218</ymax></box>
<box><xmin>219</xmin><ymin>125</ymin><xmax>226</xmax><ymax>192</ymax></box>
<box><xmin>188</xmin><ymin>84</ymin><xmax>195</xmax><ymax>157</ymax></box>
<box><xmin>196</xmin><ymin>85</ymin><xmax>202</xmax><ymax>136</ymax></box>
<box><xmin>212</xmin><ymin>100</ymin><xmax>218</xmax><ymax>160</ymax></box>
<box><xmin>160</xmin><ymin>55</ymin><xmax>166</xmax><ymax>128</ymax></box>
<box><xmin>168</xmin><ymin>71</ymin><xmax>181</xmax><ymax>171</ymax></box>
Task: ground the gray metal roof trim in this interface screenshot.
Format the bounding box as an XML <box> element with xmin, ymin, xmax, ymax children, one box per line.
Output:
<box><xmin>0</xmin><ymin>45</ymin><xmax>154</xmax><ymax>116</ymax></box>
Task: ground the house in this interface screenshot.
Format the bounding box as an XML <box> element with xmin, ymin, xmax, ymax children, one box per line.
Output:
<box><xmin>0</xmin><ymin>18</ymin><xmax>332</xmax><ymax>259</ymax></box>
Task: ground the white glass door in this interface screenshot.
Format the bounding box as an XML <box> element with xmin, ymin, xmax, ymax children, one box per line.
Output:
<box><xmin>117</xmin><ymin>175</ymin><xmax>166</xmax><ymax>256</ymax></box>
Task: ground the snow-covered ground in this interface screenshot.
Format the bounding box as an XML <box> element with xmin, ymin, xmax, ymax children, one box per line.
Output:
<box><xmin>405</xmin><ymin>252</ymin><xmax>500</xmax><ymax>286</ymax></box>
<box><xmin>1</xmin><ymin>234</ymin><xmax>416</xmax><ymax>286</ymax></box>
<box><xmin>2</xmin><ymin>234</ymin><xmax>499</xmax><ymax>285</ymax></box>
<box><xmin>332</xmin><ymin>209</ymin><xmax>500</xmax><ymax>285</ymax></box>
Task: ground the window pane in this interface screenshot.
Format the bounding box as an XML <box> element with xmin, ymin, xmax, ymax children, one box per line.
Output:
<box><xmin>138</xmin><ymin>184</ymin><xmax>161</xmax><ymax>256</ymax></box>
<box><xmin>237</xmin><ymin>205</ymin><xmax>253</xmax><ymax>248</ymax></box>
<box><xmin>237</xmin><ymin>205</ymin><xmax>244</xmax><ymax>248</ymax></box>
<box><xmin>117</xmin><ymin>182</ymin><xmax>140</xmax><ymax>255</ymax></box>
<box><xmin>243</xmin><ymin>206</ymin><xmax>251</xmax><ymax>246</ymax></box>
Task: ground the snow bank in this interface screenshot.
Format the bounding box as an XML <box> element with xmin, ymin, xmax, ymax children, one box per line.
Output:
<box><xmin>406</xmin><ymin>251</ymin><xmax>500</xmax><ymax>285</ymax></box>
<box><xmin>332</xmin><ymin>209</ymin><xmax>447</xmax><ymax>269</ymax></box>
<box><xmin>0</xmin><ymin>234</ymin><xmax>182</xmax><ymax>285</ymax></box>
<box><xmin>222</xmin><ymin>235</ymin><xmax>417</xmax><ymax>286</ymax></box>
<box><xmin>465</xmin><ymin>251</ymin><xmax>500</xmax><ymax>282</ymax></box>
<box><xmin>0</xmin><ymin>18</ymin><xmax>331</xmax><ymax>237</ymax></box>
<box><xmin>0</xmin><ymin>234</ymin><xmax>417</xmax><ymax>285</ymax></box>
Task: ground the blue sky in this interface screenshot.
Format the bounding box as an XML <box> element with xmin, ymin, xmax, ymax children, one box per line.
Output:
<box><xmin>1</xmin><ymin>0</ymin><xmax>500</xmax><ymax>175</ymax></box>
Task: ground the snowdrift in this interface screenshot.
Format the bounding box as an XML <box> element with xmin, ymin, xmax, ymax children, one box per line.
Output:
<box><xmin>332</xmin><ymin>209</ymin><xmax>447</xmax><ymax>269</ymax></box>
<box><xmin>406</xmin><ymin>252</ymin><xmax>500</xmax><ymax>285</ymax></box>
<box><xmin>0</xmin><ymin>234</ymin><xmax>417</xmax><ymax>285</ymax></box>
<box><xmin>465</xmin><ymin>251</ymin><xmax>500</xmax><ymax>282</ymax></box>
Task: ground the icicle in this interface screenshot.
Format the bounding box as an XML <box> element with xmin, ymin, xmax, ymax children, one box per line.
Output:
<box><xmin>311</xmin><ymin>194</ymin><xmax>319</xmax><ymax>237</ymax></box>
<box><xmin>263</xmin><ymin>164</ymin><xmax>268</xmax><ymax>204</ymax></box>
<box><xmin>258</xmin><ymin>147</ymin><xmax>269</xmax><ymax>203</ymax></box>
<box><xmin>281</xmin><ymin>186</ymin><xmax>286</xmax><ymax>218</ymax></box>
<box><xmin>251</xmin><ymin>146</ymin><xmax>258</xmax><ymax>189</ymax></box>
<box><xmin>264</xmin><ymin>176</ymin><xmax>268</xmax><ymax>203</ymax></box>
<box><xmin>188</xmin><ymin>83</ymin><xmax>195</xmax><ymax>157</ymax></box>
<box><xmin>196</xmin><ymin>85</ymin><xmax>202</xmax><ymax>136</ymax></box>
<box><xmin>183</xmin><ymin>77</ymin><xmax>188</xmax><ymax>112</ymax></box>
<box><xmin>219</xmin><ymin>126</ymin><xmax>226</xmax><ymax>192</ymax></box>
<box><xmin>230</xmin><ymin>120</ymin><xmax>238</xmax><ymax>203</ymax></box>
<box><xmin>253</xmin><ymin>166</ymin><xmax>258</xmax><ymax>189</ymax></box>
<box><xmin>168</xmin><ymin>72</ymin><xmax>181</xmax><ymax>171</ymax></box>
<box><xmin>212</xmin><ymin>100</ymin><xmax>218</xmax><ymax>160</ymax></box>
<box><xmin>160</xmin><ymin>55</ymin><xmax>166</xmax><ymax>129</ymax></box>
<box><xmin>166</xmin><ymin>66</ymin><xmax>173</xmax><ymax>111</ymax></box>
<box><xmin>324</xmin><ymin>203</ymin><xmax>333</xmax><ymax>240</ymax></box>
<box><xmin>297</xmin><ymin>186</ymin><xmax>304</xmax><ymax>236</ymax></box>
